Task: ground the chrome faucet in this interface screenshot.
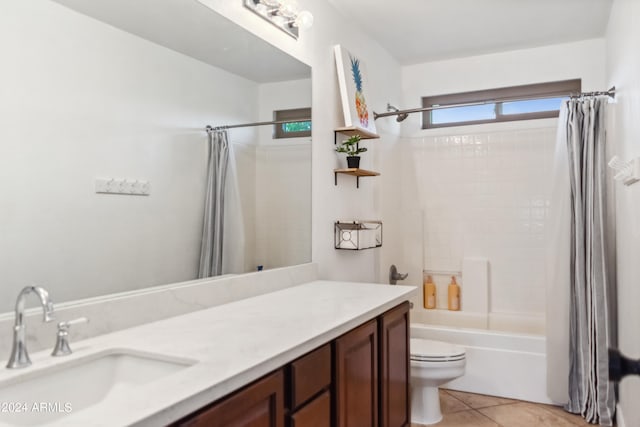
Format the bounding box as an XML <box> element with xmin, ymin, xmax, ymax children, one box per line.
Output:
<box><xmin>6</xmin><ymin>286</ymin><xmax>55</xmax><ymax>369</ymax></box>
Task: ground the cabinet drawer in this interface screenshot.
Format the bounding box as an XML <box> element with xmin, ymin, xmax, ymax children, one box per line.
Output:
<box><xmin>290</xmin><ymin>390</ymin><xmax>331</xmax><ymax>427</ymax></box>
<box><xmin>289</xmin><ymin>343</ymin><xmax>331</xmax><ymax>409</ymax></box>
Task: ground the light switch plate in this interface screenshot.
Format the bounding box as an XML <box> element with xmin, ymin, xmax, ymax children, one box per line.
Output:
<box><xmin>95</xmin><ymin>178</ymin><xmax>150</xmax><ymax>196</ymax></box>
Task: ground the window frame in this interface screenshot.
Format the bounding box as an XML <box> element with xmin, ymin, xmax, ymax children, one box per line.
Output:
<box><xmin>421</xmin><ymin>79</ymin><xmax>581</xmax><ymax>129</ymax></box>
<box><xmin>273</xmin><ymin>107</ymin><xmax>312</xmax><ymax>139</ymax></box>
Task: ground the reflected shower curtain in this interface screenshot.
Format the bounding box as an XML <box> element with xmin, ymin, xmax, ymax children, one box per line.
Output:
<box><xmin>198</xmin><ymin>129</ymin><xmax>229</xmax><ymax>278</ymax></box>
<box><xmin>562</xmin><ymin>97</ymin><xmax>616</xmax><ymax>425</ymax></box>
<box><xmin>220</xmin><ymin>140</ymin><xmax>246</xmax><ymax>274</ymax></box>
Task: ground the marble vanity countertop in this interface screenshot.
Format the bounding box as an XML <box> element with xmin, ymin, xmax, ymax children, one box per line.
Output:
<box><xmin>0</xmin><ymin>280</ymin><xmax>415</xmax><ymax>427</ymax></box>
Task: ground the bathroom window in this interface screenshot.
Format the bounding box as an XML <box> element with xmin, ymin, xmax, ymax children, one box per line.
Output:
<box><xmin>422</xmin><ymin>79</ymin><xmax>581</xmax><ymax>129</ymax></box>
<box><xmin>274</xmin><ymin>107</ymin><xmax>312</xmax><ymax>139</ymax></box>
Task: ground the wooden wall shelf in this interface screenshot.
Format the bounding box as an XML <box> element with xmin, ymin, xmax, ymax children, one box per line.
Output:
<box><xmin>334</xmin><ymin>127</ymin><xmax>380</xmax><ymax>144</ymax></box>
<box><xmin>334</xmin><ymin>168</ymin><xmax>380</xmax><ymax>188</ymax></box>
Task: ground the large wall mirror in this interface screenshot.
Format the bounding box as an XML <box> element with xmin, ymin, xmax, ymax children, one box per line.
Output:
<box><xmin>0</xmin><ymin>0</ymin><xmax>312</xmax><ymax>313</ymax></box>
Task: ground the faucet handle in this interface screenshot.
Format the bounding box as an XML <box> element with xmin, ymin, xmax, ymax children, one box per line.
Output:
<box><xmin>58</xmin><ymin>317</ymin><xmax>88</xmax><ymax>330</ymax></box>
<box><xmin>51</xmin><ymin>317</ymin><xmax>89</xmax><ymax>357</ymax></box>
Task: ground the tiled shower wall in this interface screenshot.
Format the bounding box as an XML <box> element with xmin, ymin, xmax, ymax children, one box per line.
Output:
<box><xmin>255</xmin><ymin>144</ymin><xmax>312</xmax><ymax>270</ymax></box>
<box><xmin>399</xmin><ymin>124</ymin><xmax>556</xmax><ymax>316</ymax></box>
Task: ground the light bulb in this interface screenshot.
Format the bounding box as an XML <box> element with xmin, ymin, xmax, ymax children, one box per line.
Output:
<box><xmin>271</xmin><ymin>14</ymin><xmax>287</xmax><ymax>27</ymax></box>
<box><xmin>255</xmin><ymin>3</ymin><xmax>268</xmax><ymax>14</ymax></box>
<box><xmin>279</xmin><ymin>0</ymin><xmax>299</xmax><ymax>18</ymax></box>
<box><xmin>294</xmin><ymin>10</ymin><xmax>314</xmax><ymax>30</ymax></box>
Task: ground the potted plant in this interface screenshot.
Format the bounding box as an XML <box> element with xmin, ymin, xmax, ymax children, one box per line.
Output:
<box><xmin>335</xmin><ymin>135</ymin><xmax>367</xmax><ymax>169</ymax></box>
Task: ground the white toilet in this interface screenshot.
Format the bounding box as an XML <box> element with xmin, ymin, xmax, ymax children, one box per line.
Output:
<box><xmin>410</xmin><ymin>338</ymin><xmax>466</xmax><ymax>425</ymax></box>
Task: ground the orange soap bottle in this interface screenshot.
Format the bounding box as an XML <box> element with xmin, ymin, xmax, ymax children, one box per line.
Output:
<box><xmin>448</xmin><ymin>276</ymin><xmax>461</xmax><ymax>311</ymax></box>
<box><xmin>423</xmin><ymin>274</ymin><xmax>436</xmax><ymax>309</ymax></box>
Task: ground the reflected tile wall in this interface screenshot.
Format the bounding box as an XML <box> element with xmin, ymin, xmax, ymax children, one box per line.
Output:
<box><xmin>411</xmin><ymin>126</ymin><xmax>556</xmax><ymax>314</ymax></box>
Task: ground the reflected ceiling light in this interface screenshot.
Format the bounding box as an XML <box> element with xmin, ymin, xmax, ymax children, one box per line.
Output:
<box><xmin>244</xmin><ymin>0</ymin><xmax>314</xmax><ymax>39</ymax></box>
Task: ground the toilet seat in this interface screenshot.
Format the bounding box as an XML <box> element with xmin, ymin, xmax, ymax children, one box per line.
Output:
<box><xmin>410</xmin><ymin>338</ymin><xmax>465</xmax><ymax>362</ymax></box>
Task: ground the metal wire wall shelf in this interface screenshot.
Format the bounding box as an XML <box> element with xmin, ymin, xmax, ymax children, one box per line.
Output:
<box><xmin>335</xmin><ymin>220</ymin><xmax>382</xmax><ymax>250</ymax></box>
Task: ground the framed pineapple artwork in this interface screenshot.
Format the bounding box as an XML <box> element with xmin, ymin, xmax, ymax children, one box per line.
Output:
<box><xmin>334</xmin><ymin>45</ymin><xmax>377</xmax><ymax>135</ymax></box>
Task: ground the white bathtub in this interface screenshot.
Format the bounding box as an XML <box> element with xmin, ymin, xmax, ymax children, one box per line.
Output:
<box><xmin>411</xmin><ymin>322</ymin><xmax>555</xmax><ymax>404</ymax></box>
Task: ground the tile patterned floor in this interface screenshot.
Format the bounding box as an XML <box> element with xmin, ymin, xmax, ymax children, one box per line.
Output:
<box><xmin>411</xmin><ymin>389</ymin><xmax>599</xmax><ymax>427</ymax></box>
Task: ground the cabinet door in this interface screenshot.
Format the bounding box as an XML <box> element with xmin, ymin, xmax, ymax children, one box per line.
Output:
<box><xmin>176</xmin><ymin>370</ymin><xmax>284</xmax><ymax>427</ymax></box>
<box><xmin>334</xmin><ymin>319</ymin><xmax>378</xmax><ymax>427</ymax></box>
<box><xmin>379</xmin><ymin>302</ymin><xmax>410</xmax><ymax>427</ymax></box>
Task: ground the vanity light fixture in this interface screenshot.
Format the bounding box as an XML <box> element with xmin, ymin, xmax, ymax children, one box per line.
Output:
<box><xmin>244</xmin><ymin>0</ymin><xmax>314</xmax><ymax>39</ymax></box>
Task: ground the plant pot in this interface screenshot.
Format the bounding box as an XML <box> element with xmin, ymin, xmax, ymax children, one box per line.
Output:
<box><xmin>346</xmin><ymin>156</ymin><xmax>360</xmax><ymax>169</ymax></box>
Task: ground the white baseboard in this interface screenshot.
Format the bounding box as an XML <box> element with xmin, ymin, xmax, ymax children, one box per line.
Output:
<box><xmin>617</xmin><ymin>403</ymin><xmax>626</xmax><ymax>427</ymax></box>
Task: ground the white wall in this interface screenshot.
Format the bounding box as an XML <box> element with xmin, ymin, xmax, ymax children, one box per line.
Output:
<box><xmin>198</xmin><ymin>0</ymin><xmax>403</xmax><ymax>283</ymax></box>
<box><xmin>255</xmin><ymin>79</ymin><xmax>312</xmax><ymax>271</ymax></box>
<box><xmin>0</xmin><ymin>0</ymin><xmax>259</xmax><ymax>312</ymax></box>
<box><xmin>606</xmin><ymin>0</ymin><xmax>640</xmax><ymax>425</ymax></box>
<box><xmin>377</xmin><ymin>40</ymin><xmax>607</xmax><ymax>319</ymax></box>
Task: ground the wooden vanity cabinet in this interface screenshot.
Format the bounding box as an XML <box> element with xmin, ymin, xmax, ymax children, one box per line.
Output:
<box><xmin>172</xmin><ymin>302</ymin><xmax>409</xmax><ymax>427</ymax></box>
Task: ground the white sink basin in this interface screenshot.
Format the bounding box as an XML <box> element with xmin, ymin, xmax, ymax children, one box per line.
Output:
<box><xmin>0</xmin><ymin>349</ymin><xmax>195</xmax><ymax>426</ymax></box>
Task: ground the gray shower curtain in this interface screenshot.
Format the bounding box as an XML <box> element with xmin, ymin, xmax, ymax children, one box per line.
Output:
<box><xmin>198</xmin><ymin>129</ymin><xmax>229</xmax><ymax>278</ymax></box>
<box><xmin>563</xmin><ymin>97</ymin><xmax>616</xmax><ymax>425</ymax></box>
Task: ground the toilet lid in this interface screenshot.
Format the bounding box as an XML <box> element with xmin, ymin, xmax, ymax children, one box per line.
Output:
<box><xmin>410</xmin><ymin>338</ymin><xmax>465</xmax><ymax>362</ymax></box>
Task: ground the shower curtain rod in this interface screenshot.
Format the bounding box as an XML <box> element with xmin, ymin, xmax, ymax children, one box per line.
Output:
<box><xmin>373</xmin><ymin>86</ymin><xmax>616</xmax><ymax>121</ymax></box>
<box><xmin>206</xmin><ymin>117</ymin><xmax>311</xmax><ymax>132</ymax></box>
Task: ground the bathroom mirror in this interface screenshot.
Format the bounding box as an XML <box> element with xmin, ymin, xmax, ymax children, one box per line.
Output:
<box><xmin>0</xmin><ymin>0</ymin><xmax>312</xmax><ymax>313</ymax></box>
